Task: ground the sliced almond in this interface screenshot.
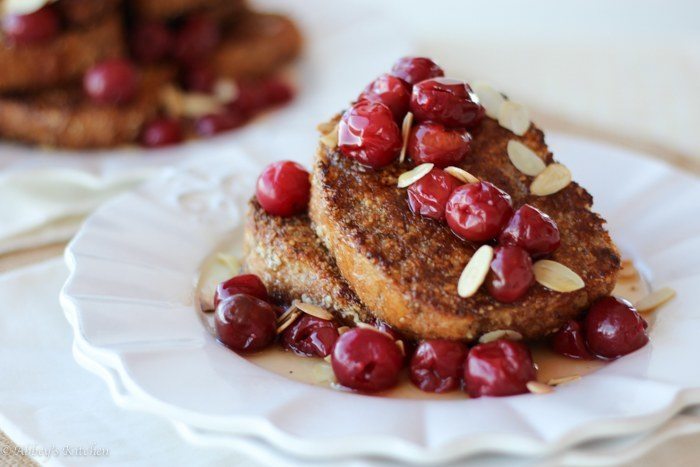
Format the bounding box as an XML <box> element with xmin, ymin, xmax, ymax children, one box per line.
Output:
<box><xmin>527</xmin><ymin>381</ymin><xmax>553</xmax><ymax>394</ymax></box>
<box><xmin>276</xmin><ymin>310</ymin><xmax>301</xmax><ymax>334</ymax></box>
<box><xmin>547</xmin><ymin>375</ymin><xmax>580</xmax><ymax>386</ymax></box>
<box><xmin>399</xmin><ymin>112</ymin><xmax>414</xmax><ymax>163</ymax></box>
<box><xmin>472</xmin><ymin>82</ymin><xmax>506</xmax><ymax>119</ymax></box>
<box><xmin>323</xmin><ymin>355</ymin><xmax>332</xmax><ymax>363</ymax></box>
<box><xmin>498</xmin><ymin>101</ymin><xmax>530</xmax><ymax>136</ymax></box>
<box><xmin>445</xmin><ymin>166</ymin><xmax>479</xmax><ymax>184</ymax></box>
<box><xmin>533</xmin><ymin>260</ymin><xmax>585</xmax><ymax>292</ymax></box>
<box><xmin>458</xmin><ymin>245</ymin><xmax>494</xmax><ymax>298</ymax></box>
<box><xmin>319</xmin><ymin>123</ymin><xmax>338</xmax><ymax>149</ymax></box>
<box><xmin>216</xmin><ymin>253</ymin><xmax>240</xmax><ymax>273</ymax></box>
<box><xmin>213</xmin><ymin>78</ymin><xmax>238</xmax><ymax>103</ymax></box>
<box><xmin>530</xmin><ymin>163</ymin><xmax>572</xmax><ymax>196</ymax></box>
<box><xmin>478</xmin><ymin>329</ymin><xmax>523</xmax><ymax>344</ymax></box>
<box><xmin>396</xmin><ymin>340</ymin><xmax>406</xmax><ymax>355</ymax></box>
<box><xmin>397</xmin><ymin>162</ymin><xmax>434</xmax><ymax>188</ymax></box>
<box><xmin>338</xmin><ymin>326</ymin><xmax>350</xmax><ymax>335</ymax></box>
<box><xmin>635</xmin><ymin>287</ymin><xmax>676</xmax><ymax>313</ymax></box>
<box><xmin>276</xmin><ymin>302</ymin><xmax>299</xmax><ymax>324</ymax></box>
<box><xmin>618</xmin><ymin>259</ymin><xmax>638</xmax><ymax>279</ymax></box>
<box><xmin>296</xmin><ymin>301</ymin><xmax>334</xmax><ymax>321</ymax></box>
<box><xmin>507</xmin><ymin>140</ymin><xmax>546</xmax><ymax>176</ymax></box>
<box><xmin>160</xmin><ymin>85</ymin><xmax>223</xmax><ymax>118</ymax></box>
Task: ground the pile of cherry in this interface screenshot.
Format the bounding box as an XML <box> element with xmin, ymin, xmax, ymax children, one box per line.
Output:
<box><xmin>219</xmin><ymin>56</ymin><xmax>651</xmax><ymax>397</ymax></box>
<box><xmin>3</xmin><ymin>5</ymin><xmax>294</xmax><ymax>147</ymax></box>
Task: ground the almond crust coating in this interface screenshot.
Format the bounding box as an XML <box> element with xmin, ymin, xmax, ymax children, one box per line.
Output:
<box><xmin>0</xmin><ymin>66</ymin><xmax>173</xmax><ymax>148</ymax></box>
<box><xmin>310</xmin><ymin>116</ymin><xmax>620</xmax><ymax>341</ymax></box>
<box><xmin>244</xmin><ymin>199</ymin><xmax>371</xmax><ymax>325</ymax></box>
<box><xmin>0</xmin><ymin>15</ymin><xmax>125</xmax><ymax>93</ymax></box>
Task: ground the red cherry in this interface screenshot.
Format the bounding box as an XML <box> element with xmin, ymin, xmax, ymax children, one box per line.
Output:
<box><xmin>261</xmin><ymin>78</ymin><xmax>294</xmax><ymax>107</ymax></box>
<box><xmin>499</xmin><ymin>205</ymin><xmax>560</xmax><ymax>257</ymax></box>
<box><xmin>195</xmin><ymin>112</ymin><xmax>246</xmax><ymax>136</ymax></box>
<box><xmin>551</xmin><ymin>320</ymin><xmax>593</xmax><ymax>359</ymax></box>
<box><xmin>410</xmin><ymin>78</ymin><xmax>484</xmax><ymax>128</ymax></box>
<box><xmin>1</xmin><ymin>5</ymin><xmax>60</xmax><ymax>45</ymax></box>
<box><xmin>256</xmin><ymin>161</ymin><xmax>311</xmax><ymax>217</ymax></box>
<box><xmin>215</xmin><ymin>294</ymin><xmax>277</xmax><ymax>352</ymax></box>
<box><xmin>173</xmin><ymin>14</ymin><xmax>221</xmax><ymax>65</ymax></box>
<box><xmin>140</xmin><ymin>118</ymin><xmax>184</xmax><ymax>148</ymax></box>
<box><xmin>390</xmin><ymin>57</ymin><xmax>444</xmax><ymax>86</ymax></box>
<box><xmin>487</xmin><ymin>246</ymin><xmax>534</xmax><ymax>303</ymax></box>
<box><xmin>584</xmin><ymin>296</ymin><xmax>649</xmax><ymax>359</ymax></box>
<box><xmin>83</xmin><ymin>59</ymin><xmax>139</xmax><ymax>105</ymax></box>
<box><xmin>408</xmin><ymin>121</ymin><xmax>472</xmax><ymax>167</ymax></box>
<box><xmin>410</xmin><ymin>340</ymin><xmax>467</xmax><ymax>393</ymax></box>
<box><xmin>338</xmin><ymin>101</ymin><xmax>402</xmax><ymax>169</ymax></box>
<box><xmin>464</xmin><ymin>339</ymin><xmax>536</xmax><ymax>398</ymax></box>
<box><xmin>130</xmin><ymin>21</ymin><xmax>173</xmax><ymax>64</ymax></box>
<box><xmin>407</xmin><ymin>168</ymin><xmax>460</xmax><ymax>221</ymax></box>
<box><xmin>331</xmin><ymin>328</ymin><xmax>403</xmax><ymax>392</ymax></box>
<box><xmin>281</xmin><ymin>315</ymin><xmax>339</xmax><ymax>358</ymax></box>
<box><xmin>445</xmin><ymin>181</ymin><xmax>514</xmax><ymax>242</ymax></box>
<box><xmin>229</xmin><ymin>80</ymin><xmax>267</xmax><ymax>115</ymax></box>
<box><xmin>358</xmin><ymin>74</ymin><xmax>411</xmax><ymax>121</ymax></box>
<box><xmin>182</xmin><ymin>63</ymin><xmax>217</xmax><ymax>93</ymax></box>
<box><xmin>214</xmin><ymin>274</ymin><xmax>269</xmax><ymax>308</ymax></box>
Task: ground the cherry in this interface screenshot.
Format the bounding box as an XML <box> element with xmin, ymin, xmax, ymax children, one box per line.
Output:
<box><xmin>130</xmin><ymin>21</ymin><xmax>173</xmax><ymax>64</ymax></box>
<box><xmin>358</xmin><ymin>74</ymin><xmax>411</xmax><ymax>121</ymax></box>
<box><xmin>408</xmin><ymin>121</ymin><xmax>472</xmax><ymax>167</ymax></box>
<box><xmin>410</xmin><ymin>340</ymin><xmax>468</xmax><ymax>393</ymax></box>
<box><xmin>464</xmin><ymin>339</ymin><xmax>536</xmax><ymax>398</ymax></box>
<box><xmin>584</xmin><ymin>296</ymin><xmax>649</xmax><ymax>359</ymax></box>
<box><xmin>410</xmin><ymin>78</ymin><xmax>484</xmax><ymax>128</ymax></box>
<box><xmin>214</xmin><ymin>274</ymin><xmax>269</xmax><ymax>309</ymax></box>
<box><xmin>140</xmin><ymin>118</ymin><xmax>184</xmax><ymax>148</ymax></box>
<box><xmin>83</xmin><ymin>59</ymin><xmax>138</xmax><ymax>105</ymax></box>
<box><xmin>499</xmin><ymin>205</ymin><xmax>560</xmax><ymax>257</ymax></box>
<box><xmin>331</xmin><ymin>328</ymin><xmax>403</xmax><ymax>392</ymax></box>
<box><xmin>256</xmin><ymin>160</ymin><xmax>311</xmax><ymax>217</ymax></box>
<box><xmin>229</xmin><ymin>80</ymin><xmax>267</xmax><ymax>115</ymax></box>
<box><xmin>195</xmin><ymin>112</ymin><xmax>246</xmax><ymax>136</ymax></box>
<box><xmin>407</xmin><ymin>168</ymin><xmax>461</xmax><ymax>221</ymax></box>
<box><xmin>551</xmin><ymin>320</ymin><xmax>593</xmax><ymax>359</ymax></box>
<box><xmin>338</xmin><ymin>101</ymin><xmax>402</xmax><ymax>169</ymax></box>
<box><xmin>390</xmin><ymin>57</ymin><xmax>444</xmax><ymax>86</ymax></box>
<box><xmin>173</xmin><ymin>14</ymin><xmax>221</xmax><ymax>65</ymax></box>
<box><xmin>281</xmin><ymin>315</ymin><xmax>339</xmax><ymax>358</ymax></box>
<box><xmin>182</xmin><ymin>63</ymin><xmax>216</xmax><ymax>93</ymax></box>
<box><xmin>445</xmin><ymin>181</ymin><xmax>514</xmax><ymax>242</ymax></box>
<box><xmin>261</xmin><ymin>78</ymin><xmax>294</xmax><ymax>107</ymax></box>
<box><xmin>1</xmin><ymin>5</ymin><xmax>60</xmax><ymax>45</ymax></box>
<box><xmin>215</xmin><ymin>294</ymin><xmax>277</xmax><ymax>352</ymax></box>
<box><xmin>487</xmin><ymin>246</ymin><xmax>534</xmax><ymax>303</ymax></box>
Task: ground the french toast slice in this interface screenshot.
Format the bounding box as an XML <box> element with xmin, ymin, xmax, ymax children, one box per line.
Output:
<box><xmin>244</xmin><ymin>199</ymin><xmax>371</xmax><ymax>325</ymax></box>
<box><xmin>0</xmin><ymin>66</ymin><xmax>173</xmax><ymax>148</ymax></box>
<box><xmin>310</xmin><ymin>116</ymin><xmax>620</xmax><ymax>341</ymax></box>
<box><xmin>0</xmin><ymin>15</ymin><xmax>124</xmax><ymax>93</ymax></box>
<box><xmin>212</xmin><ymin>12</ymin><xmax>302</xmax><ymax>80</ymax></box>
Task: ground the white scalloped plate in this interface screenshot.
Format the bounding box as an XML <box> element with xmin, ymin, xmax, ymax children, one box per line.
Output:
<box><xmin>61</xmin><ymin>134</ymin><xmax>700</xmax><ymax>464</ymax></box>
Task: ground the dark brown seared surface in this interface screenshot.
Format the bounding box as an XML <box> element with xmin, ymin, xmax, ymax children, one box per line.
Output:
<box><xmin>0</xmin><ymin>66</ymin><xmax>173</xmax><ymax>148</ymax></box>
<box><xmin>310</xmin><ymin>116</ymin><xmax>620</xmax><ymax>341</ymax></box>
<box><xmin>57</xmin><ymin>0</ymin><xmax>122</xmax><ymax>27</ymax></box>
<box><xmin>0</xmin><ymin>15</ymin><xmax>124</xmax><ymax>93</ymax></box>
<box><xmin>244</xmin><ymin>199</ymin><xmax>371</xmax><ymax>325</ymax></box>
<box><xmin>212</xmin><ymin>12</ymin><xmax>302</xmax><ymax>80</ymax></box>
<box><xmin>128</xmin><ymin>0</ymin><xmax>246</xmax><ymax>21</ymax></box>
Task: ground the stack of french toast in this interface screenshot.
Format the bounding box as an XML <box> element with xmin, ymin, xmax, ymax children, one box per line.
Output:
<box><xmin>0</xmin><ymin>0</ymin><xmax>301</xmax><ymax>148</ymax></box>
<box><xmin>244</xmin><ymin>57</ymin><xmax>621</xmax><ymax>344</ymax></box>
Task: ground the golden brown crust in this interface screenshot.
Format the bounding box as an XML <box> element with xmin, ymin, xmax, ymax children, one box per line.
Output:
<box><xmin>0</xmin><ymin>66</ymin><xmax>174</xmax><ymax>148</ymax></box>
<box><xmin>212</xmin><ymin>12</ymin><xmax>302</xmax><ymax>80</ymax></box>
<box><xmin>244</xmin><ymin>199</ymin><xmax>371</xmax><ymax>325</ymax></box>
<box><xmin>310</xmin><ymin>116</ymin><xmax>620</xmax><ymax>341</ymax></box>
<box><xmin>0</xmin><ymin>15</ymin><xmax>125</xmax><ymax>93</ymax></box>
<box><xmin>128</xmin><ymin>0</ymin><xmax>246</xmax><ymax>21</ymax></box>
